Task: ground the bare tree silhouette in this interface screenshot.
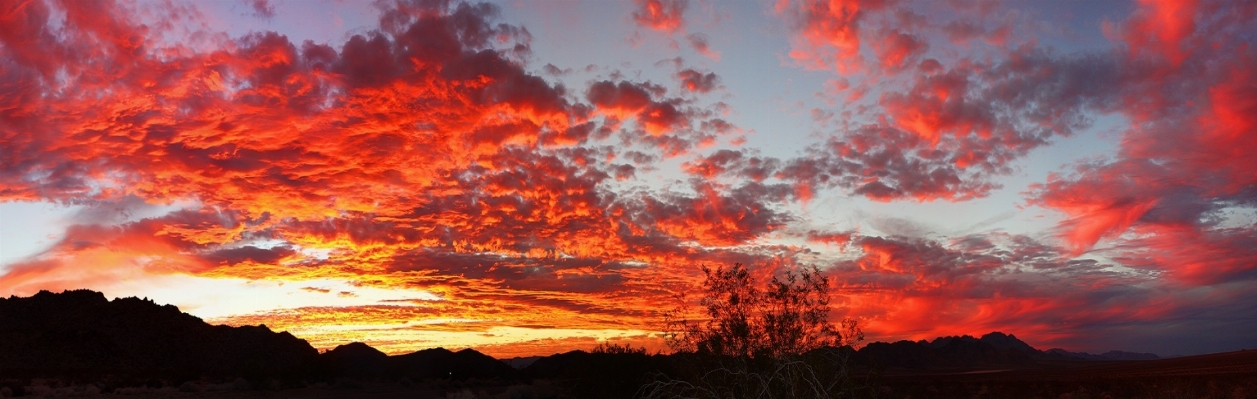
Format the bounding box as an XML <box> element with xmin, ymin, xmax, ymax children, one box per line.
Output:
<box><xmin>640</xmin><ymin>263</ymin><xmax>867</xmax><ymax>399</ymax></box>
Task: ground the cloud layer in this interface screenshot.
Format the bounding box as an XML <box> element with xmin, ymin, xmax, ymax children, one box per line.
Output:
<box><xmin>0</xmin><ymin>0</ymin><xmax>1254</xmax><ymax>356</ymax></box>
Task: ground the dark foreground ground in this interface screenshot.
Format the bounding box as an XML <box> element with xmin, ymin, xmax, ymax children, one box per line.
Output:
<box><xmin>878</xmin><ymin>349</ymin><xmax>1257</xmax><ymax>399</ymax></box>
<box><xmin>2</xmin><ymin>379</ymin><xmax>547</xmax><ymax>399</ymax></box>
<box><xmin>4</xmin><ymin>350</ymin><xmax>1256</xmax><ymax>399</ymax></box>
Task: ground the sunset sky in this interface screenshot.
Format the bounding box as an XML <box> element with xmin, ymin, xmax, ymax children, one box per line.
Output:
<box><xmin>2</xmin><ymin>0</ymin><xmax>1255</xmax><ymax>358</ymax></box>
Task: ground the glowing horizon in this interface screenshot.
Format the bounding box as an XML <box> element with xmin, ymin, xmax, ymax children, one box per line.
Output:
<box><xmin>2</xmin><ymin>0</ymin><xmax>1255</xmax><ymax>358</ymax></box>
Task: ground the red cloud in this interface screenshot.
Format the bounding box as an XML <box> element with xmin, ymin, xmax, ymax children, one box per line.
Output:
<box><xmin>676</xmin><ymin>42</ymin><xmax>1121</xmax><ymax>202</ymax></box>
<box><xmin>0</xmin><ymin>208</ymin><xmax>247</xmax><ymax>296</ymax></box>
<box><xmin>586</xmin><ymin>80</ymin><xmax>693</xmax><ymax>136</ymax></box>
<box><xmin>878</xmin><ymin>66</ymin><xmax>993</xmax><ymax>143</ymax></box>
<box><xmin>776</xmin><ymin>0</ymin><xmax>895</xmax><ymax>73</ymax></box>
<box><xmin>246</xmin><ymin>0</ymin><xmax>275</xmax><ymax>19</ymax></box>
<box><xmin>685</xmin><ymin>33</ymin><xmax>721</xmax><ymax>60</ymax></box>
<box><xmin>681</xmin><ymin>149</ymin><xmax>745</xmax><ymax>179</ymax></box>
<box><xmin>0</xmin><ymin>0</ymin><xmax>582</xmax><ymax>219</ymax></box>
<box><xmin>1</xmin><ymin>0</ymin><xmax>767</xmax><ymax>305</ymax></box>
<box><xmin>3</xmin><ymin>0</ymin><xmax>1257</xmax><ymax>358</ymax></box>
<box><xmin>1108</xmin><ymin>0</ymin><xmax>1199</xmax><ymax>66</ymax></box>
<box><xmin>629</xmin><ymin>0</ymin><xmax>721</xmax><ymax>59</ymax></box>
<box><xmin>587</xmin><ymin>80</ymin><xmax>655</xmax><ymax>117</ymax></box>
<box><xmin>632</xmin><ymin>0</ymin><xmax>688</xmax><ymax>34</ymax></box>
<box><xmin>1030</xmin><ymin>0</ymin><xmax>1257</xmax><ymax>256</ymax></box>
<box><xmin>676</xmin><ymin>68</ymin><xmax>720</xmax><ymax>93</ymax></box>
<box><xmin>1028</xmin><ymin>160</ymin><xmax>1168</xmax><ymax>254</ymax></box>
<box><xmin>1111</xmin><ymin>224</ymin><xmax>1257</xmax><ymax>286</ymax></box>
<box><xmin>820</xmin><ymin>232</ymin><xmax>1257</xmax><ymax>354</ymax></box>
<box><xmin>872</xmin><ymin>29</ymin><xmax>927</xmax><ymax>71</ymax></box>
<box><xmin>637</xmin><ymin>102</ymin><xmax>687</xmax><ymax>135</ymax></box>
<box><xmin>806</xmin><ymin>230</ymin><xmax>853</xmax><ymax>248</ymax></box>
<box><xmin>625</xmin><ymin>181</ymin><xmax>794</xmax><ymax>247</ymax></box>
<box><xmin>1194</xmin><ymin>60</ymin><xmax>1257</xmax><ymax>191</ymax></box>
<box><xmin>0</xmin><ymin>0</ymin><xmax>796</xmax><ymax>345</ymax></box>
<box><xmin>681</xmin><ymin>126</ymin><xmax>1002</xmax><ymax>202</ymax></box>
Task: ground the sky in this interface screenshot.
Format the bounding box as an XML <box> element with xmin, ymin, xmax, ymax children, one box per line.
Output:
<box><xmin>1</xmin><ymin>0</ymin><xmax>1255</xmax><ymax>358</ymax></box>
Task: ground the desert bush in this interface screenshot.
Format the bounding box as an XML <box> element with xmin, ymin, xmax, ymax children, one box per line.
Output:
<box><xmin>593</xmin><ymin>342</ymin><xmax>649</xmax><ymax>355</ymax></box>
<box><xmin>641</xmin><ymin>263</ymin><xmax>866</xmax><ymax>399</ymax></box>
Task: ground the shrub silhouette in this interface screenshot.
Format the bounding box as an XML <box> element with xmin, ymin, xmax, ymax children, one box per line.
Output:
<box><xmin>641</xmin><ymin>263</ymin><xmax>866</xmax><ymax>399</ymax></box>
<box><xmin>592</xmin><ymin>342</ymin><xmax>650</xmax><ymax>355</ymax></box>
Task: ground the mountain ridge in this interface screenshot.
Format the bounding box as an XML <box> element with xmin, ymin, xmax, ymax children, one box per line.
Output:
<box><xmin>0</xmin><ymin>289</ymin><xmax>1161</xmax><ymax>381</ymax></box>
<box><xmin>0</xmin><ymin>289</ymin><xmax>319</xmax><ymax>380</ymax></box>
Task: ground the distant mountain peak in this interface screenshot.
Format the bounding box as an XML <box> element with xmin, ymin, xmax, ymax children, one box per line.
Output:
<box><xmin>22</xmin><ymin>289</ymin><xmax>108</xmax><ymax>304</ymax></box>
<box><xmin>1099</xmin><ymin>350</ymin><xmax>1160</xmax><ymax>360</ymax></box>
<box><xmin>981</xmin><ymin>331</ymin><xmax>1015</xmax><ymax>340</ymax></box>
<box><xmin>1046</xmin><ymin>348</ymin><xmax>1160</xmax><ymax>361</ymax></box>
<box><xmin>412</xmin><ymin>347</ymin><xmax>454</xmax><ymax>355</ymax></box>
<box><xmin>327</xmin><ymin>342</ymin><xmax>388</xmax><ymax>356</ymax></box>
<box><xmin>979</xmin><ymin>331</ymin><xmax>1040</xmax><ymax>354</ymax></box>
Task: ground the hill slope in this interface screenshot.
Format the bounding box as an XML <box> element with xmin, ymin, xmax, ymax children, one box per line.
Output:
<box><xmin>0</xmin><ymin>289</ymin><xmax>317</xmax><ymax>379</ymax></box>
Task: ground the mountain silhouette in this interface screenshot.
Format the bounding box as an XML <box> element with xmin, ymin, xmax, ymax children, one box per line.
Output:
<box><xmin>0</xmin><ymin>289</ymin><xmax>1166</xmax><ymax>388</ymax></box>
<box><xmin>317</xmin><ymin>343</ymin><xmax>521</xmax><ymax>381</ymax></box>
<box><xmin>977</xmin><ymin>332</ymin><xmax>1041</xmax><ymax>354</ymax></box>
<box><xmin>855</xmin><ymin>335</ymin><xmax>1037</xmax><ymax>371</ymax></box>
<box><xmin>522</xmin><ymin>350</ymin><xmax>669</xmax><ymax>398</ymax></box>
<box><xmin>392</xmin><ymin>347</ymin><xmax>519</xmax><ymax>380</ymax></box>
<box><xmin>501</xmin><ymin>355</ymin><xmax>543</xmax><ymax>369</ymax></box>
<box><xmin>0</xmin><ymin>289</ymin><xmax>317</xmax><ymax>380</ymax></box>
<box><xmin>319</xmin><ymin>342</ymin><xmax>389</xmax><ymax>378</ymax></box>
<box><xmin>1044</xmin><ymin>348</ymin><xmax>1161</xmax><ymax>361</ymax></box>
<box><xmin>852</xmin><ymin>331</ymin><xmax>1162</xmax><ymax>372</ymax></box>
<box><xmin>0</xmin><ymin>290</ymin><xmax>520</xmax><ymax>384</ymax></box>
